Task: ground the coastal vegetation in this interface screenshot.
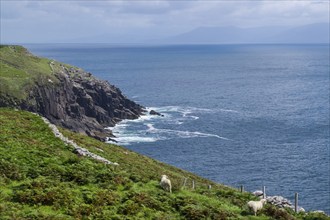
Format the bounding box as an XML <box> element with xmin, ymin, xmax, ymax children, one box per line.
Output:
<box><xmin>0</xmin><ymin>45</ymin><xmax>329</xmax><ymax>219</ymax></box>
<box><xmin>0</xmin><ymin>45</ymin><xmax>55</xmax><ymax>101</ymax></box>
<box><xmin>1</xmin><ymin>108</ymin><xmax>329</xmax><ymax>219</ymax></box>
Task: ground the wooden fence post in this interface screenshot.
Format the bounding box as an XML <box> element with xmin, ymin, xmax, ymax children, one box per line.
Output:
<box><xmin>240</xmin><ymin>185</ymin><xmax>244</xmax><ymax>193</ymax></box>
<box><xmin>208</xmin><ymin>185</ymin><xmax>212</xmax><ymax>190</ymax></box>
<box><xmin>295</xmin><ymin>193</ymin><xmax>298</xmax><ymax>213</ymax></box>
<box><xmin>263</xmin><ymin>186</ymin><xmax>266</xmax><ymax>199</ymax></box>
<box><xmin>192</xmin><ymin>180</ymin><xmax>195</xmax><ymax>190</ymax></box>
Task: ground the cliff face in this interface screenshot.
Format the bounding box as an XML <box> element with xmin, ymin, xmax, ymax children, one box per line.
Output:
<box><xmin>0</xmin><ymin>45</ymin><xmax>144</xmax><ymax>141</ymax></box>
<box><xmin>31</xmin><ymin>66</ymin><xmax>144</xmax><ymax>140</ymax></box>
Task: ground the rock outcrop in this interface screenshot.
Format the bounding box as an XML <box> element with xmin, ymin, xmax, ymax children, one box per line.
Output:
<box><xmin>0</xmin><ymin>53</ymin><xmax>145</xmax><ymax>141</ymax></box>
<box><xmin>150</xmin><ymin>109</ymin><xmax>164</xmax><ymax>117</ymax></box>
<box><xmin>253</xmin><ymin>191</ymin><xmax>305</xmax><ymax>212</ymax></box>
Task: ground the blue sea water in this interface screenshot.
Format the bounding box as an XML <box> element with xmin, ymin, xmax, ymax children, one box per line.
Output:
<box><xmin>26</xmin><ymin>44</ymin><xmax>329</xmax><ymax>213</ymax></box>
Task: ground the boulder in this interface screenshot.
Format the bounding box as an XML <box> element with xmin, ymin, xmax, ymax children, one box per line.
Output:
<box><xmin>253</xmin><ymin>190</ymin><xmax>264</xmax><ymax>197</ymax></box>
<box><xmin>150</xmin><ymin>109</ymin><xmax>164</xmax><ymax>117</ymax></box>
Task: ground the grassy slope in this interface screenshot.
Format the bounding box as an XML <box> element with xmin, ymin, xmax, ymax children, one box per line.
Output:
<box><xmin>1</xmin><ymin>109</ymin><xmax>328</xmax><ymax>220</ymax></box>
<box><xmin>0</xmin><ymin>45</ymin><xmax>56</xmax><ymax>100</ymax></box>
<box><xmin>0</xmin><ymin>45</ymin><xmax>79</xmax><ymax>102</ymax></box>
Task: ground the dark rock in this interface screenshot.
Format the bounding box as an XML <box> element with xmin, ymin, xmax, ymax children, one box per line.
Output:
<box><xmin>2</xmin><ymin>65</ymin><xmax>144</xmax><ymax>141</ymax></box>
<box><xmin>150</xmin><ymin>109</ymin><xmax>164</xmax><ymax>117</ymax></box>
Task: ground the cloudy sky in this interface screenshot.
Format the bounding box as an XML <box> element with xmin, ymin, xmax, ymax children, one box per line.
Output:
<box><xmin>1</xmin><ymin>0</ymin><xmax>329</xmax><ymax>43</ymax></box>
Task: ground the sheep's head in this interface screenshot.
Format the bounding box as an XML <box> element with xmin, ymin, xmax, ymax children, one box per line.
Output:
<box><xmin>260</xmin><ymin>199</ymin><xmax>267</xmax><ymax>205</ymax></box>
<box><xmin>161</xmin><ymin>175</ymin><xmax>168</xmax><ymax>179</ymax></box>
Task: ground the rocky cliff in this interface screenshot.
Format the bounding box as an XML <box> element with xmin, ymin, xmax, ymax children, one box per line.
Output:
<box><xmin>0</xmin><ymin>45</ymin><xmax>144</xmax><ymax>141</ymax></box>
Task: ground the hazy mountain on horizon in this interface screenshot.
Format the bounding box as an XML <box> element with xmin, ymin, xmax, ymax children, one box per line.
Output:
<box><xmin>161</xmin><ymin>23</ymin><xmax>329</xmax><ymax>44</ymax></box>
<box><xmin>15</xmin><ymin>23</ymin><xmax>329</xmax><ymax>44</ymax></box>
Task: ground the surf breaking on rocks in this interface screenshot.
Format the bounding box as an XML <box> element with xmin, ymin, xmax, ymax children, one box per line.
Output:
<box><xmin>106</xmin><ymin>106</ymin><xmax>235</xmax><ymax>145</ymax></box>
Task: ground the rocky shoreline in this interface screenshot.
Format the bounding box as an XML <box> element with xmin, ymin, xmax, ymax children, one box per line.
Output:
<box><xmin>0</xmin><ymin>49</ymin><xmax>145</xmax><ymax>141</ymax></box>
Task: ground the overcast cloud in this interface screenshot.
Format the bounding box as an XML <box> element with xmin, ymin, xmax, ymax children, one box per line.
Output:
<box><xmin>0</xmin><ymin>0</ymin><xmax>329</xmax><ymax>43</ymax></box>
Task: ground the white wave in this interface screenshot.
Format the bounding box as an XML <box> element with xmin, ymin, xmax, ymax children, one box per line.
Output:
<box><xmin>130</xmin><ymin>114</ymin><xmax>157</xmax><ymax>123</ymax></box>
<box><xmin>105</xmin><ymin>106</ymin><xmax>238</xmax><ymax>132</ymax></box>
<box><xmin>150</xmin><ymin>106</ymin><xmax>205</xmax><ymax>121</ymax></box>
<box><xmin>107</xmin><ymin>136</ymin><xmax>158</xmax><ymax>145</ymax></box>
<box><xmin>105</xmin><ymin>105</ymin><xmax>234</xmax><ymax>145</ymax></box>
<box><xmin>151</xmin><ymin>105</ymin><xmax>213</xmax><ymax>114</ymax></box>
<box><xmin>161</xmin><ymin>129</ymin><xmax>229</xmax><ymax>140</ymax></box>
<box><xmin>218</xmin><ymin>108</ymin><xmax>240</xmax><ymax>113</ymax></box>
<box><xmin>186</xmin><ymin>115</ymin><xmax>199</xmax><ymax>120</ymax></box>
<box><xmin>146</xmin><ymin>123</ymin><xmax>156</xmax><ymax>131</ymax></box>
<box><xmin>153</xmin><ymin>105</ymin><xmax>239</xmax><ymax>113</ymax></box>
<box><xmin>106</xmin><ymin>113</ymin><xmax>160</xmax><ymax>130</ymax></box>
<box><xmin>108</xmin><ymin>121</ymin><xmax>229</xmax><ymax>145</ymax></box>
<box><xmin>182</xmin><ymin>110</ymin><xmax>199</xmax><ymax>120</ymax></box>
<box><xmin>145</xmin><ymin>124</ymin><xmax>229</xmax><ymax>140</ymax></box>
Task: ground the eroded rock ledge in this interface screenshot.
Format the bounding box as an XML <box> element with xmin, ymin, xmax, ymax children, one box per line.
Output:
<box><xmin>1</xmin><ymin>59</ymin><xmax>145</xmax><ymax>141</ymax></box>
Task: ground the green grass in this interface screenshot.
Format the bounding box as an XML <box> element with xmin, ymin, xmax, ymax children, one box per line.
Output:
<box><xmin>0</xmin><ymin>45</ymin><xmax>62</xmax><ymax>100</ymax></box>
<box><xmin>1</xmin><ymin>108</ymin><xmax>329</xmax><ymax>219</ymax></box>
<box><xmin>0</xmin><ymin>45</ymin><xmax>89</xmax><ymax>104</ymax></box>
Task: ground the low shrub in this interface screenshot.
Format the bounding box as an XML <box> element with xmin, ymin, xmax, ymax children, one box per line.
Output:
<box><xmin>0</xmin><ymin>159</ymin><xmax>24</xmax><ymax>180</ymax></box>
<box><xmin>302</xmin><ymin>212</ymin><xmax>330</xmax><ymax>220</ymax></box>
<box><xmin>180</xmin><ymin>204</ymin><xmax>209</xmax><ymax>220</ymax></box>
<box><xmin>118</xmin><ymin>200</ymin><xmax>141</xmax><ymax>216</ymax></box>
<box><xmin>262</xmin><ymin>205</ymin><xmax>295</xmax><ymax>220</ymax></box>
<box><xmin>12</xmin><ymin>178</ymin><xmax>76</xmax><ymax>207</ymax></box>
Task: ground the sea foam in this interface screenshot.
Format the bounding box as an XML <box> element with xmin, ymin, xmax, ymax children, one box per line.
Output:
<box><xmin>107</xmin><ymin>105</ymin><xmax>230</xmax><ymax>145</ymax></box>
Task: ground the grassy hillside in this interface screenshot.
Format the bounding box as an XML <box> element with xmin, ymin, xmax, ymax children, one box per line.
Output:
<box><xmin>1</xmin><ymin>108</ymin><xmax>328</xmax><ymax>219</ymax></box>
<box><xmin>0</xmin><ymin>45</ymin><xmax>53</xmax><ymax>100</ymax></box>
<box><xmin>0</xmin><ymin>45</ymin><xmax>78</xmax><ymax>102</ymax></box>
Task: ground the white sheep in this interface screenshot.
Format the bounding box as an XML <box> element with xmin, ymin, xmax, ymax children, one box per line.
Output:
<box><xmin>247</xmin><ymin>199</ymin><xmax>267</xmax><ymax>216</ymax></box>
<box><xmin>160</xmin><ymin>175</ymin><xmax>172</xmax><ymax>193</ymax></box>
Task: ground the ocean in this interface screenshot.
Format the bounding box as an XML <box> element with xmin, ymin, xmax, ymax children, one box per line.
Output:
<box><xmin>26</xmin><ymin>44</ymin><xmax>329</xmax><ymax>213</ymax></box>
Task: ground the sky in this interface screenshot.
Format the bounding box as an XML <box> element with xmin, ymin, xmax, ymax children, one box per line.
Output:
<box><xmin>0</xmin><ymin>0</ymin><xmax>329</xmax><ymax>43</ymax></box>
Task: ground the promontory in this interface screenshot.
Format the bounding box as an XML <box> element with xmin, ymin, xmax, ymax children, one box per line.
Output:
<box><xmin>0</xmin><ymin>45</ymin><xmax>144</xmax><ymax>141</ymax></box>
